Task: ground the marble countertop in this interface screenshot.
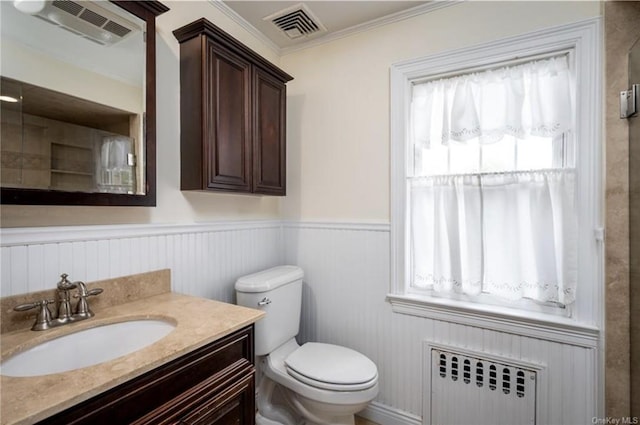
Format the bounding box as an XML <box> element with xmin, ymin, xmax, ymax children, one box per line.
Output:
<box><xmin>0</xmin><ymin>292</ymin><xmax>265</xmax><ymax>425</ymax></box>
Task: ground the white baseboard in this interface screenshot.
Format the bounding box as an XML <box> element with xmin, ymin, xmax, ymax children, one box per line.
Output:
<box><xmin>358</xmin><ymin>401</ymin><xmax>421</xmax><ymax>425</ymax></box>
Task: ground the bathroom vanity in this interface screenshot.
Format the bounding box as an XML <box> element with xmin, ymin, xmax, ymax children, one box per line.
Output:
<box><xmin>0</xmin><ymin>270</ymin><xmax>264</xmax><ymax>425</ymax></box>
<box><xmin>40</xmin><ymin>325</ymin><xmax>255</xmax><ymax>425</ymax></box>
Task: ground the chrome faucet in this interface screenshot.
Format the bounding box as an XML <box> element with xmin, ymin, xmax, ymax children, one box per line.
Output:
<box><xmin>13</xmin><ymin>273</ymin><xmax>104</xmax><ymax>331</ymax></box>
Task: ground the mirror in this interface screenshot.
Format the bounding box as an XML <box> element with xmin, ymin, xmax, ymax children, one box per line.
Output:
<box><xmin>0</xmin><ymin>0</ymin><xmax>168</xmax><ymax>206</ymax></box>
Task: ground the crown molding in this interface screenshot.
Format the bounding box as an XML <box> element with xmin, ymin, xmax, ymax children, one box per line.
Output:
<box><xmin>281</xmin><ymin>1</ymin><xmax>460</xmax><ymax>55</ymax></box>
<box><xmin>208</xmin><ymin>1</ymin><xmax>460</xmax><ymax>57</ymax></box>
<box><xmin>207</xmin><ymin>0</ymin><xmax>282</xmax><ymax>55</ymax></box>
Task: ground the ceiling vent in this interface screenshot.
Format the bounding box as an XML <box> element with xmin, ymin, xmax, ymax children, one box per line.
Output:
<box><xmin>264</xmin><ymin>3</ymin><xmax>326</xmax><ymax>40</ymax></box>
<box><xmin>28</xmin><ymin>0</ymin><xmax>140</xmax><ymax>45</ymax></box>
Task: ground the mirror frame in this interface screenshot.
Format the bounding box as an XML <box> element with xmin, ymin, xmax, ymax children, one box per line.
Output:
<box><xmin>0</xmin><ymin>0</ymin><xmax>169</xmax><ymax>206</ymax></box>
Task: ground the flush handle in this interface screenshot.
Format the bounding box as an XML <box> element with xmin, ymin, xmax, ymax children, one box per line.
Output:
<box><xmin>258</xmin><ymin>297</ymin><xmax>272</xmax><ymax>307</ymax></box>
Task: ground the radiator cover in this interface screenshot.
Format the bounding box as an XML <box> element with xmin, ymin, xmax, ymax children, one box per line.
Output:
<box><xmin>427</xmin><ymin>345</ymin><xmax>541</xmax><ymax>425</ymax></box>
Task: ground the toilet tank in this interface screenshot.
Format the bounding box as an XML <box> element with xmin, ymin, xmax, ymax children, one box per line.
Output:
<box><xmin>235</xmin><ymin>265</ymin><xmax>304</xmax><ymax>356</ymax></box>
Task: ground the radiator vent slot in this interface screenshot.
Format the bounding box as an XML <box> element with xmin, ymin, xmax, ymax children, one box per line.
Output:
<box><xmin>430</xmin><ymin>347</ymin><xmax>538</xmax><ymax>425</ymax></box>
<box><xmin>264</xmin><ymin>3</ymin><xmax>326</xmax><ymax>40</ymax></box>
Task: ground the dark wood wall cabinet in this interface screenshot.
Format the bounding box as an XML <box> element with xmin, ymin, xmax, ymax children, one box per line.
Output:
<box><xmin>173</xmin><ymin>19</ymin><xmax>293</xmax><ymax>196</ymax></box>
<box><xmin>39</xmin><ymin>326</ymin><xmax>256</xmax><ymax>425</ymax></box>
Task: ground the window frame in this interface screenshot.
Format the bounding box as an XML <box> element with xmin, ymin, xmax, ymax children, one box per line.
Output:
<box><xmin>389</xmin><ymin>18</ymin><xmax>603</xmax><ymax>336</ymax></box>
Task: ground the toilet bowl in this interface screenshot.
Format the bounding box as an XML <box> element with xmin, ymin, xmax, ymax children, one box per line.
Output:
<box><xmin>258</xmin><ymin>338</ymin><xmax>378</xmax><ymax>425</ymax></box>
<box><xmin>235</xmin><ymin>266</ymin><xmax>379</xmax><ymax>425</ymax></box>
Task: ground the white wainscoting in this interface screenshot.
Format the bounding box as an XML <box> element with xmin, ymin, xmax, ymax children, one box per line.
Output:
<box><xmin>283</xmin><ymin>222</ymin><xmax>599</xmax><ymax>425</ymax></box>
<box><xmin>0</xmin><ymin>220</ymin><xmax>600</xmax><ymax>424</ymax></box>
<box><xmin>0</xmin><ymin>221</ymin><xmax>284</xmax><ymax>303</ymax></box>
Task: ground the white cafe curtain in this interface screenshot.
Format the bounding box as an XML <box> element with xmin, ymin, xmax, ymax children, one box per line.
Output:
<box><xmin>408</xmin><ymin>56</ymin><xmax>577</xmax><ymax>306</ymax></box>
<box><xmin>410</xmin><ymin>171</ymin><xmax>577</xmax><ymax>305</ymax></box>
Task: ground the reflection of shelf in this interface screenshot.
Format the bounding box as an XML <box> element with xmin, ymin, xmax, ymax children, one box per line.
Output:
<box><xmin>51</xmin><ymin>142</ymin><xmax>92</xmax><ymax>150</ymax></box>
<box><xmin>50</xmin><ymin>140</ymin><xmax>93</xmax><ymax>177</ymax></box>
<box><xmin>51</xmin><ymin>169</ymin><xmax>93</xmax><ymax>176</ymax></box>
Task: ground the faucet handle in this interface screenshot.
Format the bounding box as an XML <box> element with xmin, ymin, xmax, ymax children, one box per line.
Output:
<box><xmin>14</xmin><ymin>299</ymin><xmax>54</xmax><ymax>312</ymax></box>
<box><xmin>72</xmin><ymin>287</ymin><xmax>103</xmax><ymax>299</ymax></box>
<box><xmin>87</xmin><ymin>288</ymin><xmax>103</xmax><ymax>296</ymax></box>
<box><xmin>14</xmin><ymin>299</ymin><xmax>55</xmax><ymax>331</ymax></box>
<box><xmin>73</xmin><ymin>285</ymin><xmax>103</xmax><ymax>318</ymax></box>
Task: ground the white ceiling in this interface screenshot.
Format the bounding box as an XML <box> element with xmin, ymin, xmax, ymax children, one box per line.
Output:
<box><xmin>0</xmin><ymin>0</ymin><xmax>144</xmax><ymax>86</ymax></box>
<box><xmin>221</xmin><ymin>1</ymin><xmax>435</xmax><ymax>52</ymax></box>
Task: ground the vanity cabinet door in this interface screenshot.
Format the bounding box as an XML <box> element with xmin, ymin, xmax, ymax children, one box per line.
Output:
<box><xmin>135</xmin><ymin>360</ymin><xmax>255</xmax><ymax>425</ymax></box>
<box><xmin>177</xmin><ymin>370</ymin><xmax>254</xmax><ymax>425</ymax></box>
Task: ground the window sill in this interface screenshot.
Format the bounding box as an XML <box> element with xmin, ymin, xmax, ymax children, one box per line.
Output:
<box><xmin>386</xmin><ymin>293</ymin><xmax>599</xmax><ymax>348</ymax></box>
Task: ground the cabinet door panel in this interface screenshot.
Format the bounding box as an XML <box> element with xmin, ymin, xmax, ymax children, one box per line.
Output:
<box><xmin>179</xmin><ymin>372</ymin><xmax>254</xmax><ymax>425</ymax></box>
<box><xmin>253</xmin><ymin>69</ymin><xmax>286</xmax><ymax>195</ymax></box>
<box><xmin>134</xmin><ymin>361</ymin><xmax>255</xmax><ymax>425</ymax></box>
<box><xmin>206</xmin><ymin>42</ymin><xmax>251</xmax><ymax>191</ymax></box>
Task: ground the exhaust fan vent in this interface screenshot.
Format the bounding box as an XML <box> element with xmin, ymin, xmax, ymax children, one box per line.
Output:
<box><xmin>27</xmin><ymin>0</ymin><xmax>138</xmax><ymax>46</ymax></box>
<box><xmin>79</xmin><ymin>8</ymin><xmax>108</xmax><ymax>27</ymax></box>
<box><xmin>52</xmin><ymin>0</ymin><xmax>82</xmax><ymax>16</ymax></box>
<box><xmin>103</xmin><ymin>20</ymin><xmax>132</xmax><ymax>38</ymax></box>
<box><xmin>264</xmin><ymin>3</ymin><xmax>326</xmax><ymax>40</ymax></box>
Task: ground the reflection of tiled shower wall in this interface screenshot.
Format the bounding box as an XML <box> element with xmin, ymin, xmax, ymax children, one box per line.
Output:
<box><xmin>0</xmin><ymin>112</ymin><xmax>51</xmax><ymax>189</ymax></box>
<box><xmin>605</xmin><ymin>1</ymin><xmax>640</xmax><ymax>419</ymax></box>
<box><xmin>0</xmin><ymin>113</ymin><xmax>96</xmax><ymax>191</ymax></box>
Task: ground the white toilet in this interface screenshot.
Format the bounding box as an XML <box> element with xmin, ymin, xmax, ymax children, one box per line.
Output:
<box><xmin>235</xmin><ymin>265</ymin><xmax>379</xmax><ymax>425</ymax></box>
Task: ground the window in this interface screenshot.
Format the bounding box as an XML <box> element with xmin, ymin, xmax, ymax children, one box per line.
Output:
<box><xmin>409</xmin><ymin>56</ymin><xmax>576</xmax><ymax>308</ymax></box>
<box><xmin>389</xmin><ymin>19</ymin><xmax>602</xmax><ymax>326</ymax></box>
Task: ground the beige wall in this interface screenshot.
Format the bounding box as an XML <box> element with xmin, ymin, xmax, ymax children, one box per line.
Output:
<box><xmin>280</xmin><ymin>1</ymin><xmax>601</xmax><ymax>222</ymax></box>
<box><xmin>1</xmin><ymin>1</ymin><xmax>602</xmax><ymax>227</ymax></box>
<box><xmin>1</xmin><ymin>0</ymin><xmax>283</xmax><ymax>227</ymax></box>
<box><xmin>5</xmin><ymin>0</ymin><xmax>634</xmax><ymax>417</ymax></box>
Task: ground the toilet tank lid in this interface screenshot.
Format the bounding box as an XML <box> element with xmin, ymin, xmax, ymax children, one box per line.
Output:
<box><xmin>235</xmin><ymin>265</ymin><xmax>303</xmax><ymax>292</ymax></box>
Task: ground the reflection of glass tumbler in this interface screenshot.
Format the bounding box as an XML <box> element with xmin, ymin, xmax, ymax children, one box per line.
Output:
<box><xmin>98</xmin><ymin>136</ymin><xmax>135</xmax><ymax>194</ymax></box>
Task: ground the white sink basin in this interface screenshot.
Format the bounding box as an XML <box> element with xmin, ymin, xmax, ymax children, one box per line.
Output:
<box><xmin>1</xmin><ymin>319</ymin><xmax>176</xmax><ymax>377</ymax></box>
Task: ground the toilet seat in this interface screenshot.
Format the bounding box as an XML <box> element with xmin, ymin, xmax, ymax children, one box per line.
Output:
<box><xmin>285</xmin><ymin>342</ymin><xmax>378</xmax><ymax>392</ymax></box>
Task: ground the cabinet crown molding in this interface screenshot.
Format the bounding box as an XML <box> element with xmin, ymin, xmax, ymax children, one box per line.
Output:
<box><xmin>173</xmin><ymin>18</ymin><xmax>293</xmax><ymax>83</ymax></box>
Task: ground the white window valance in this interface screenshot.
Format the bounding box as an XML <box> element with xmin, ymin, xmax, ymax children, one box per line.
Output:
<box><xmin>411</xmin><ymin>56</ymin><xmax>573</xmax><ymax>147</ymax></box>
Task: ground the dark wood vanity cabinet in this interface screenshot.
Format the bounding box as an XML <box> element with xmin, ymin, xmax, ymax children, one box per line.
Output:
<box><xmin>173</xmin><ymin>19</ymin><xmax>293</xmax><ymax>196</ymax></box>
<box><xmin>39</xmin><ymin>326</ymin><xmax>256</xmax><ymax>425</ymax></box>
